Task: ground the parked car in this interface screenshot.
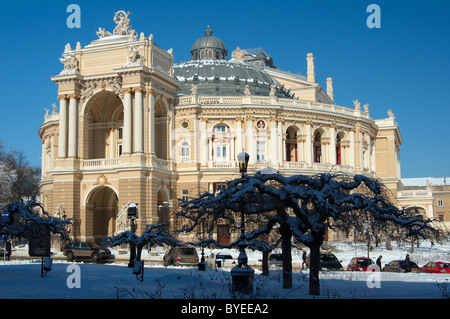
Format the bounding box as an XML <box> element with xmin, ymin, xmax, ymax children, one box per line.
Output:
<box><xmin>63</xmin><ymin>242</ymin><xmax>111</xmax><ymax>261</ymax></box>
<box><xmin>383</xmin><ymin>260</ymin><xmax>420</xmax><ymax>272</ymax></box>
<box><xmin>215</xmin><ymin>252</ymin><xmax>236</xmax><ymax>268</ymax></box>
<box><xmin>163</xmin><ymin>247</ymin><xmax>199</xmax><ymax>267</ymax></box>
<box><xmin>419</xmin><ymin>261</ymin><xmax>450</xmax><ymax>274</ymax></box>
<box><xmin>347</xmin><ymin>257</ymin><xmax>376</xmax><ymax>271</ymax></box>
<box><xmin>306</xmin><ymin>252</ymin><xmax>344</xmax><ymax>271</ymax></box>
<box><xmin>268</xmin><ymin>253</ymin><xmax>283</xmax><ymax>269</ymax></box>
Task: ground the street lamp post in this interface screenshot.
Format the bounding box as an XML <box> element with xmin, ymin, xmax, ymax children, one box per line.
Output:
<box><xmin>231</xmin><ymin>152</ymin><xmax>254</xmax><ymax>294</ymax></box>
<box><xmin>127</xmin><ymin>203</ymin><xmax>138</xmax><ymax>268</ymax></box>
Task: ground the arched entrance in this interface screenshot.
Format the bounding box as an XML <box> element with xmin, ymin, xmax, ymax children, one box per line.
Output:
<box><xmin>87</xmin><ymin>186</ymin><xmax>119</xmax><ymax>243</ymax></box>
<box><xmin>82</xmin><ymin>90</ymin><xmax>124</xmax><ymax>160</ymax></box>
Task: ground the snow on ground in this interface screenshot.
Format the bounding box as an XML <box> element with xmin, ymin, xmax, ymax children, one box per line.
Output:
<box><xmin>0</xmin><ymin>240</ymin><xmax>449</xmax><ymax>300</ymax></box>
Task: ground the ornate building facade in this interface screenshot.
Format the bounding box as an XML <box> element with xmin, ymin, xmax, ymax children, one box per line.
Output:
<box><xmin>39</xmin><ymin>11</ymin><xmax>438</xmax><ymax>243</ymax></box>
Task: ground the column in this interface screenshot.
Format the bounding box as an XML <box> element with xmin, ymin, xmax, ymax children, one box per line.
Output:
<box><xmin>236</xmin><ymin>118</ymin><xmax>243</xmax><ymax>155</ymax></box>
<box><xmin>57</xmin><ymin>95</ymin><xmax>68</xmax><ymax>158</ymax></box>
<box><xmin>330</xmin><ymin>125</ymin><xmax>336</xmax><ymax>165</ymax></box>
<box><xmin>270</xmin><ymin>119</ymin><xmax>278</xmax><ymax>166</ymax></box>
<box><xmin>358</xmin><ymin>130</ymin><xmax>364</xmax><ymax>171</ymax></box>
<box><xmin>246</xmin><ymin>118</ymin><xmax>254</xmax><ymax>164</ymax></box>
<box><xmin>147</xmin><ymin>92</ymin><xmax>155</xmax><ymax>155</ymax></box>
<box><xmin>133</xmin><ymin>88</ymin><xmax>144</xmax><ymax>154</ymax></box>
<box><xmin>371</xmin><ymin>137</ymin><xmax>376</xmax><ymax>173</ymax></box>
<box><xmin>350</xmin><ymin>129</ymin><xmax>355</xmax><ymax>168</ymax></box>
<box><xmin>201</xmin><ymin>118</ymin><xmax>208</xmax><ymax>165</ymax></box>
<box><xmin>122</xmin><ymin>88</ymin><xmax>132</xmax><ymax>155</ymax></box>
<box><xmin>67</xmin><ymin>94</ymin><xmax>79</xmax><ymax>158</ymax></box>
<box><xmin>278</xmin><ymin>120</ymin><xmax>283</xmax><ymax>164</ymax></box>
<box><xmin>305</xmin><ymin>121</ymin><xmax>313</xmax><ymax>167</ymax></box>
<box><xmin>41</xmin><ymin>139</ymin><xmax>46</xmax><ymax>177</ymax></box>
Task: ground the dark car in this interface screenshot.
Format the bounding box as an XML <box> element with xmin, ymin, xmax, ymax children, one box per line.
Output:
<box><xmin>63</xmin><ymin>242</ymin><xmax>111</xmax><ymax>261</ymax></box>
<box><xmin>306</xmin><ymin>252</ymin><xmax>344</xmax><ymax>271</ymax></box>
<box><xmin>383</xmin><ymin>260</ymin><xmax>420</xmax><ymax>272</ymax></box>
<box><xmin>347</xmin><ymin>257</ymin><xmax>376</xmax><ymax>271</ymax></box>
<box><xmin>163</xmin><ymin>247</ymin><xmax>199</xmax><ymax>267</ymax></box>
<box><xmin>268</xmin><ymin>253</ymin><xmax>283</xmax><ymax>269</ymax></box>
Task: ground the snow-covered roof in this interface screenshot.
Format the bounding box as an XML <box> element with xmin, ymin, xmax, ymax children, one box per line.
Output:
<box><xmin>402</xmin><ymin>177</ymin><xmax>450</xmax><ymax>187</ymax></box>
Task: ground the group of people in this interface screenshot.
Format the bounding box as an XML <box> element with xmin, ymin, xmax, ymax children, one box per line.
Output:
<box><xmin>375</xmin><ymin>254</ymin><xmax>414</xmax><ymax>272</ymax></box>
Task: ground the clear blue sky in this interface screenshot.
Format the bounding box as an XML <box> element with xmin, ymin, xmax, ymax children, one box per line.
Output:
<box><xmin>0</xmin><ymin>0</ymin><xmax>449</xmax><ymax>178</ymax></box>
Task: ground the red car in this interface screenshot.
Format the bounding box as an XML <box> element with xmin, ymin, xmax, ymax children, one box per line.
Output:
<box><xmin>420</xmin><ymin>261</ymin><xmax>450</xmax><ymax>274</ymax></box>
<box><xmin>347</xmin><ymin>257</ymin><xmax>376</xmax><ymax>271</ymax></box>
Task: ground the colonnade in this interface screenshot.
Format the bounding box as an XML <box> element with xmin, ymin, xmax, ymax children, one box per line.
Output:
<box><xmin>56</xmin><ymin>87</ymin><xmax>173</xmax><ymax>161</ymax></box>
<box><xmin>193</xmin><ymin>117</ymin><xmax>376</xmax><ymax>173</ymax></box>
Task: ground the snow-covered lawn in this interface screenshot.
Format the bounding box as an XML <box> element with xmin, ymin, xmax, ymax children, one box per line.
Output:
<box><xmin>1</xmin><ymin>240</ymin><xmax>449</xmax><ymax>300</ymax></box>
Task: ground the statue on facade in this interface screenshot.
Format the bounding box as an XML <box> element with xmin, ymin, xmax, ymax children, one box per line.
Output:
<box><xmin>269</xmin><ymin>85</ymin><xmax>274</xmax><ymax>96</ymax></box>
<box><xmin>244</xmin><ymin>84</ymin><xmax>251</xmax><ymax>95</ymax></box>
<box><xmin>191</xmin><ymin>84</ymin><xmax>198</xmax><ymax>95</ymax></box>
<box><xmin>96</xmin><ymin>27</ymin><xmax>112</xmax><ymax>38</ymax></box>
<box><xmin>232</xmin><ymin>47</ymin><xmax>248</xmax><ymax>63</ymax></box>
<box><xmin>59</xmin><ymin>52</ymin><xmax>79</xmax><ymax>75</ymax></box>
<box><xmin>124</xmin><ymin>44</ymin><xmax>145</xmax><ymax>66</ymax></box>
<box><xmin>387</xmin><ymin>109</ymin><xmax>394</xmax><ymax>118</ymax></box>
<box><xmin>353</xmin><ymin>100</ymin><xmax>361</xmax><ymax>110</ymax></box>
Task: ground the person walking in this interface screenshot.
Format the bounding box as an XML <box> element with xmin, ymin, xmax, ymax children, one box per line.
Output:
<box><xmin>5</xmin><ymin>240</ymin><xmax>12</xmax><ymax>261</ymax></box>
<box><xmin>376</xmin><ymin>255</ymin><xmax>382</xmax><ymax>271</ymax></box>
<box><xmin>302</xmin><ymin>250</ymin><xmax>307</xmax><ymax>270</ymax></box>
<box><xmin>404</xmin><ymin>254</ymin><xmax>412</xmax><ymax>273</ymax></box>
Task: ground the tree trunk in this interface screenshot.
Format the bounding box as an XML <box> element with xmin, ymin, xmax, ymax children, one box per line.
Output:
<box><xmin>281</xmin><ymin>234</ymin><xmax>292</xmax><ymax>289</ymax></box>
<box><xmin>262</xmin><ymin>251</ymin><xmax>269</xmax><ymax>276</ymax></box>
<box><xmin>136</xmin><ymin>244</ymin><xmax>143</xmax><ymax>262</ymax></box>
<box><xmin>309</xmin><ymin>242</ymin><xmax>321</xmax><ymax>296</ymax></box>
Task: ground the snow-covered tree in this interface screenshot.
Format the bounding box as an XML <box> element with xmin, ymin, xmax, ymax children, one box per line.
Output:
<box><xmin>0</xmin><ymin>162</ymin><xmax>17</xmax><ymax>206</ymax></box>
<box><xmin>177</xmin><ymin>172</ymin><xmax>441</xmax><ymax>296</ymax></box>
<box><xmin>1</xmin><ymin>200</ymin><xmax>72</xmax><ymax>240</ymax></box>
<box><xmin>0</xmin><ymin>140</ymin><xmax>40</xmax><ymax>204</ymax></box>
<box><xmin>101</xmin><ymin>223</ymin><xmax>180</xmax><ymax>262</ymax></box>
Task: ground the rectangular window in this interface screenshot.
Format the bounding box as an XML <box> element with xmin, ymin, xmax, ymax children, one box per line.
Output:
<box><xmin>215</xmin><ymin>145</ymin><xmax>227</xmax><ymax>161</ymax></box>
<box><xmin>437</xmin><ymin>200</ymin><xmax>444</xmax><ymax>207</ymax></box>
<box><xmin>181</xmin><ymin>142</ymin><xmax>190</xmax><ymax>161</ymax></box>
<box><xmin>118</xmin><ymin>128</ymin><xmax>123</xmax><ymax>140</ymax></box>
<box><xmin>181</xmin><ymin>190</ymin><xmax>189</xmax><ymax>201</ymax></box>
<box><xmin>256</xmin><ymin>141</ymin><xmax>266</xmax><ymax>161</ymax></box>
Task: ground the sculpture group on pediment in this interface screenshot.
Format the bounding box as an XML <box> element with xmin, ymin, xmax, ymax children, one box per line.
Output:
<box><xmin>95</xmin><ymin>10</ymin><xmax>138</xmax><ymax>41</ymax></box>
<box><xmin>113</xmin><ymin>10</ymin><xmax>137</xmax><ymax>41</ymax></box>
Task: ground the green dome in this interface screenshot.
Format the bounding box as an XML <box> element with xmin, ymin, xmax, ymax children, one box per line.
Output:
<box><xmin>190</xmin><ymin>26</ymin><xmax>228</xmax><ymax>60</ymax></box>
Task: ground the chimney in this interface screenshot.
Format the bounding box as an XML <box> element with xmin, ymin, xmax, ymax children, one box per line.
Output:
<box><xmin>326</xmin><ymin>77</ymin><xmax>334</xmax><ymax>101</ymax></box>
<box><xmin>307</xmin><ymin>53</ymin><xmax>315</xmax><ymax>82</ymax></box>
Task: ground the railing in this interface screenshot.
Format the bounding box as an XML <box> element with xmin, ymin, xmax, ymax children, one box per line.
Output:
<box><xmin>81</xmin><ymin>157</ymin><xmax>169</xmax><ymax>170</ymax></box>
<box><xmin>177</xmin><ymin>95</ymin><xmax>370</xmax><ymax>119</ymax></box>
<box><xmin>397</xmin><ymin>190</ymin><xmax>433</xmax><ymax>198</ymax></box>
<box><xmin>83</xmin><ymin>158</ymin><xmax>120</xmax><ymax>169</ymax></box>
<box><xmin>209</xmin><ymin>161</ymin><xmax>236</xmax><ymax>168</ymax></box>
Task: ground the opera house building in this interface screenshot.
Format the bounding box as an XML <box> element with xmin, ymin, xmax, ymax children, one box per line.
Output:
<box><xmin>38</xmin><ymin>11</ymin><xmax>447</xmax><ymax>243</ymax></box>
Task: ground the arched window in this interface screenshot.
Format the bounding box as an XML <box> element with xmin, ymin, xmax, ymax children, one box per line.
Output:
<box><xmin>336</xmin><ymin>133</ymin><xmax>342</xmax><ymax>165</ymax></box>
<box><xmin>285</xmin><ymin>126</ymin><xmax>298</xmax><ymax>162</ymax></box>
<box><xmin>181</xmin><ymin>141</ymin><xmax>190</xmax><ymax>161</ymax></box>
<box><xmin>313</xmin><ymin>131</ymin><xmax>322</xmax><ymax>163</ymax></box>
